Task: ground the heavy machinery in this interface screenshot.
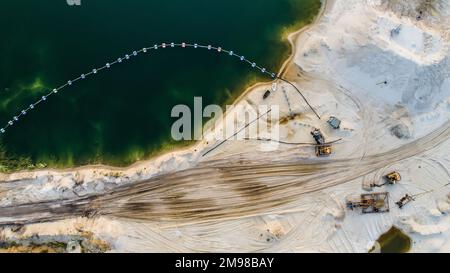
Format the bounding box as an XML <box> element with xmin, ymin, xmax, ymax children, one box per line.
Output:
<box><xmin>327</xmin><ymin>116</ymin><xmax>341</xmax><ymax>129</ymax></box>
<box><xmin>396</xmin><ymin>194</ymin><xmax>414</xmax><ymax>209</ymax></box>
<box><xmin>396</xmin><ymin>190</ymin><xmax>434</xmax><ymax>209</ymax></box>
<box><xmin>346</xmin><ymin>192</ymin><xmax>390</xmax><ymax>214</ymax></box>
<box><xmin>370</xmin><ymin>171</ymin><xmax>401</xmax><ymax>188</ymax></box>
<box><xmin>311</xmin><ymin>129</ymin><xmax>333</xmax><ymax>157</ymax></box>
<box><xmin>385</xmin><ymin>171</ymin><xmax>401</xmax><ymax>184</ymax></box>
<box><xmin>315</xmin><ymin>145</ymin><xmax>332</xmax><ymax>157</ymax></box>
<box><xmin>311</xmin><ymin>129</ymin><xmax>325</xmax><ymax>145</ymax></box>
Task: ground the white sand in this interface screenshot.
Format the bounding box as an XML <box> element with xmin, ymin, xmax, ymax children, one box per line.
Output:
<box><xmin>1</xmin><ymin>0</ymin><xmax>450</xmax><ymax>253</ymax></box>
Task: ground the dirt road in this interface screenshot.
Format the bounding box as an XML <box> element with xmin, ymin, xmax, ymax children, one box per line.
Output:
<box><xmin>0</xmin><ymin>118</ymin><xmax>448</xmax><ymax>226</ymax></box>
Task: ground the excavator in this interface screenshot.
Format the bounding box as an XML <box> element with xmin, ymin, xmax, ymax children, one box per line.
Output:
<box><xmin>370</xmin><ymin>171</ymin><xmax>401</xmax><ymax>188</ymax></box>
<box><xmin>385</xmin><ymin>171</ymin><xmax>401</xmax><ymax>184</ymax></box>
<box><xmin>311</xmin><ymin>129</ymin><xmax>332</xmax><ymax>157</ymax></box>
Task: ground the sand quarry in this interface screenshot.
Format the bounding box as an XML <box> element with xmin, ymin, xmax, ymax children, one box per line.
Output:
<box><xmin>1</xmin><ymin>0</ymin><xmax>450</xmax><ymax>252</ymax></box>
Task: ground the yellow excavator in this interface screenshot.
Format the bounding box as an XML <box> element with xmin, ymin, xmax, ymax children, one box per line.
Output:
<box><xmin>385</xmin><ymin>171</ymin><xmax>401</xmax><ymax>184</ymax></box>
<box><xmin>370</xmin><ymin>171</ymin><xmax>401</xmax><ymax>188</ymax></box>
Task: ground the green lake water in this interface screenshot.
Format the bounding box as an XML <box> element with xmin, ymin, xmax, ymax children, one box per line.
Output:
<box><xmin>0</xmin><ymin>0</ymin><xmax>321</xmax><ymax>169</ymax></box>
<box><xmin>373</xmin><ymin>226</ymin><xmax>412</xmax><ymax>253</ymax></box>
